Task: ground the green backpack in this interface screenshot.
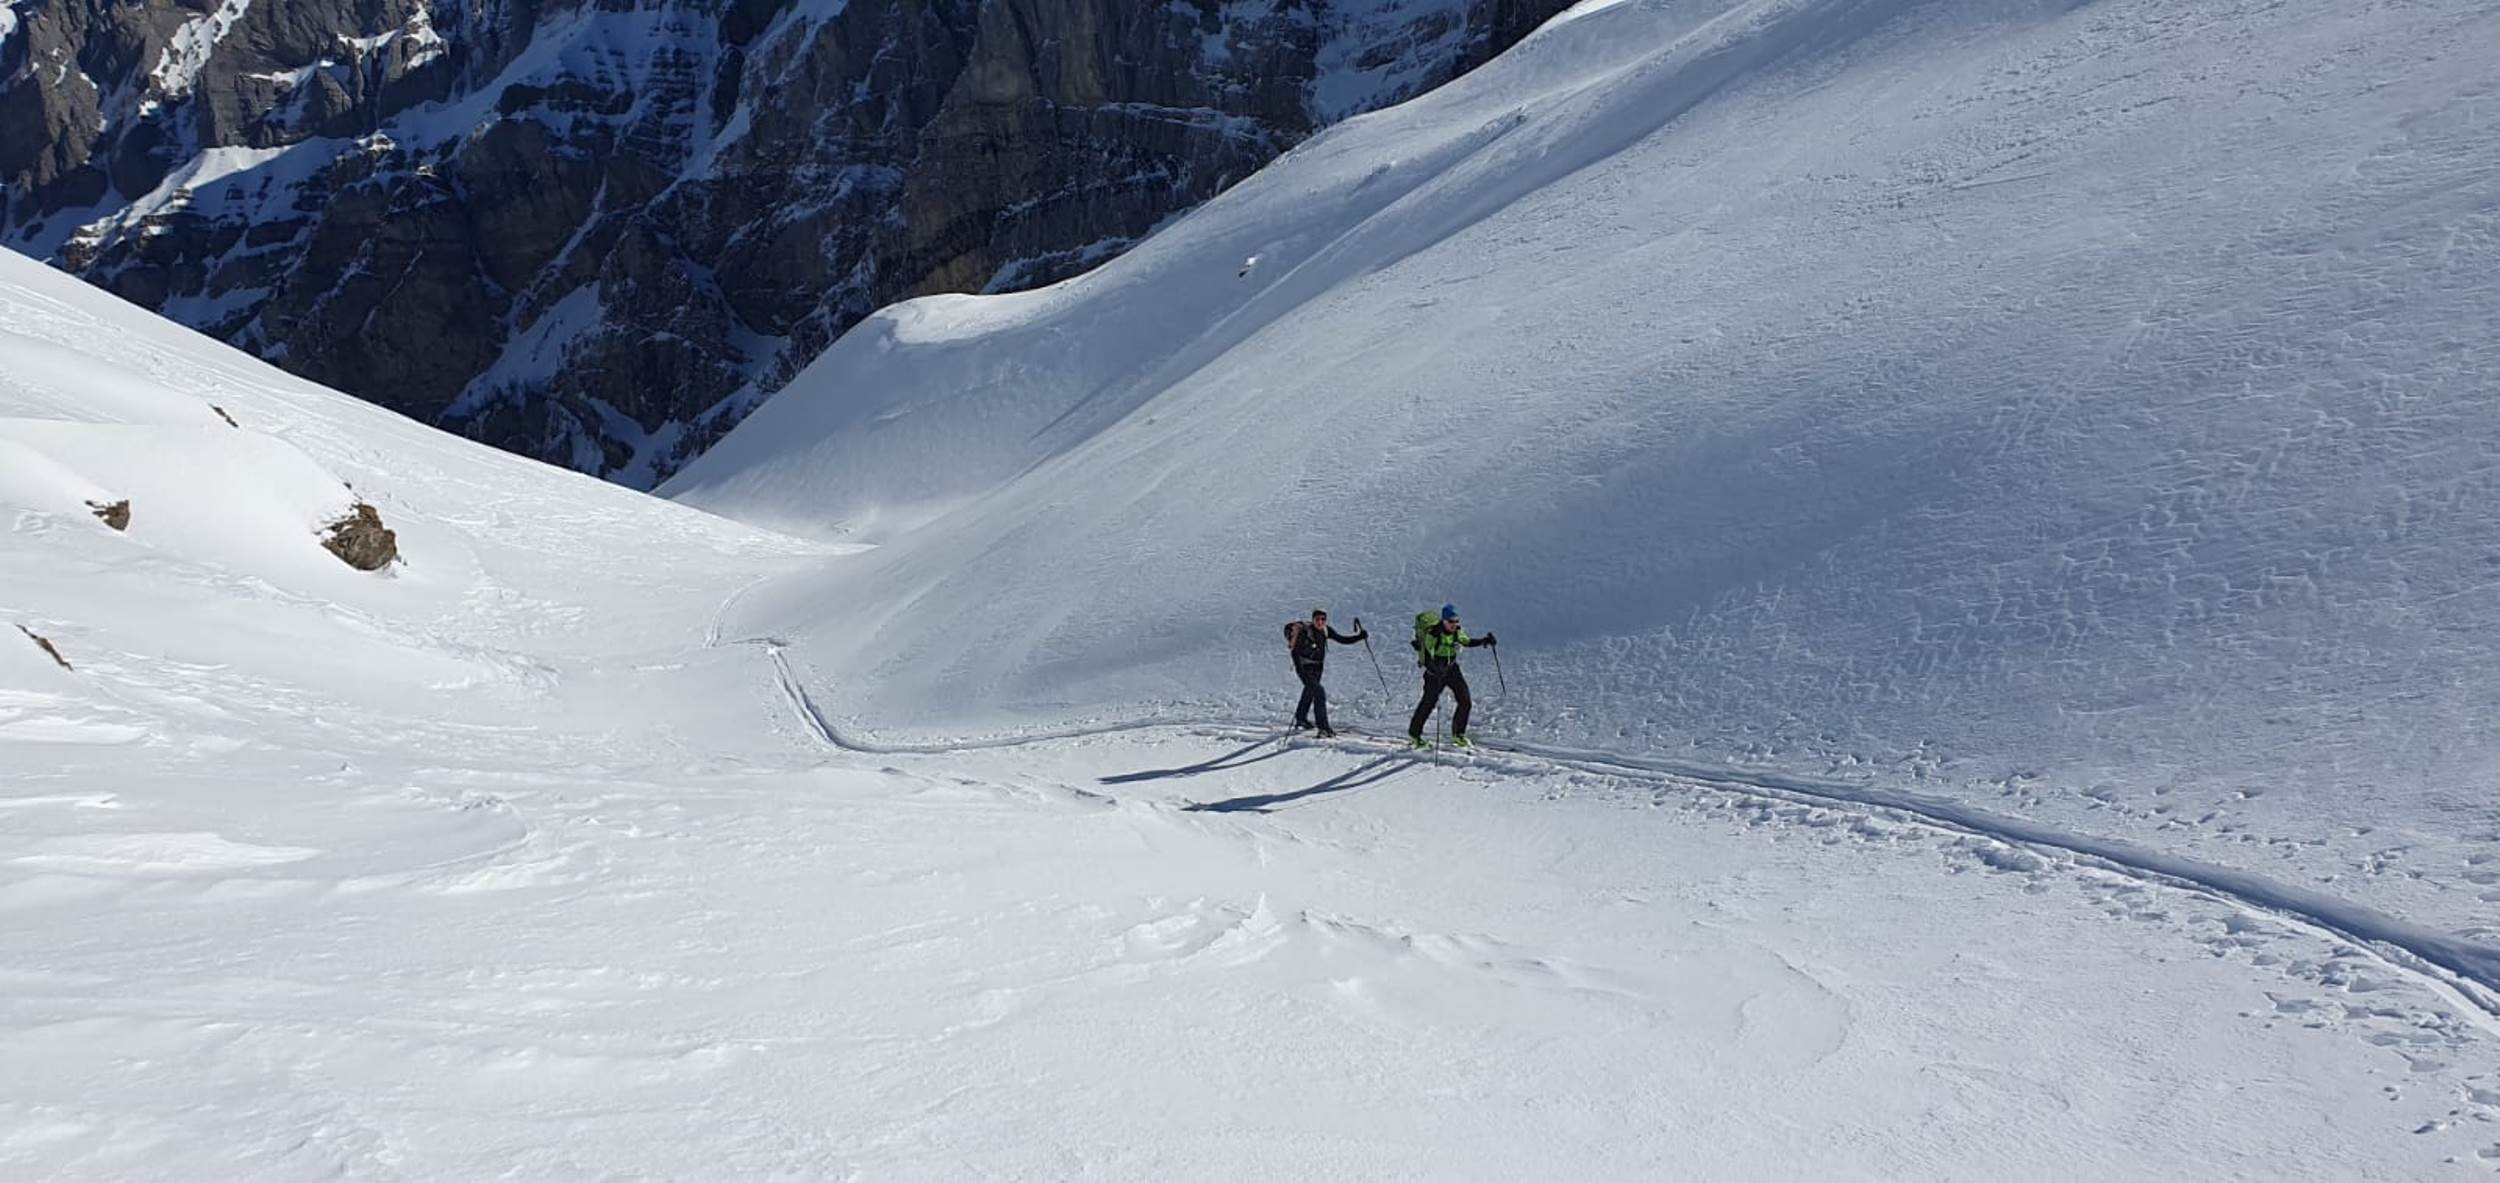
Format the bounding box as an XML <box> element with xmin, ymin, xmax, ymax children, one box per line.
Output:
<box><xmin>1412</xmin><ymin>611</ymin><xmax>1439</xmax><ymax>666</ymax></box>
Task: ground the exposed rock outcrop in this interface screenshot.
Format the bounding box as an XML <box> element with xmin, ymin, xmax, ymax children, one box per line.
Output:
<box><xmin>17</xmin><ymin>624</ymin><xmax>72</xmax><ymax>670</ymax></box>
<box><xmin>2</xmin><ymin>0</ymin><xmax>1574</xmax><ymax>486</ymax></box>
<box><xmin>320</xmin><ymin>502</ymin><xmax>398</xmax><ymax>570</ymax></box>
<box><xmin>86</xmin><ymin>498</ymin><xmax>129</xmax><ymax>530</ymax></box>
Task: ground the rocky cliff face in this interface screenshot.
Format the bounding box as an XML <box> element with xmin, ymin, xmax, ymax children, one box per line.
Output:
<box><xmin>1</xmin><ymin>0</ymin><xmax>1571</xmax><ymax>485</ymax></box>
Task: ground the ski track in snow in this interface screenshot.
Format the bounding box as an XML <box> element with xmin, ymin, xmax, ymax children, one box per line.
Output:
<box><xmin>10</xmin><ymin>0</ymin><xmax>2500</xmax><ymax>1168</ymax></box>
<box><xmin>752</xmin><ymin>633</ymin><xmax>2500</xmax><ymax>1033</ymax></box>
<box><xmin>0</xmin><ymin>471</ymin><xmax>2491</xmax><ymax>1174</ymax></box>
<box><xmin>718</xmin><ymin>626</ymin><xmax>2500</xmax><ymax>1167</ymax></box>
<box><xmin>672</xmin><ymin>0</ymin><xmax>2500</xmax><ymax>972</ymax></box>
<box><xmin>1481</xmin><ymin>736</ymin><xmax>2500</xmax><ymax>1033</ymax></box>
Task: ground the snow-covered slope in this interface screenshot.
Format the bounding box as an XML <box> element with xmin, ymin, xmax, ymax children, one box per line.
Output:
<box><xmin>0</xmin><ymin>250</ymin><xmax>804</xmax><ymax>703</ymax></box>
<box><xmin>9</xmin><ymin>203</ymin><xmax>2500</xmax><ymax>1176</ymax></box>
<box><xmin>671</xmin><ymin>0</ymin><xmax>2500</xmax><ymax>932</ymax></box>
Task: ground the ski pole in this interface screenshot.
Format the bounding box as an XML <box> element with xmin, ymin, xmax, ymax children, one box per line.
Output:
<box><xmin>1357</xmin><ymin>618</ymin><xmax>1390</xmax><ymax>703</ymax></box>
<box><xmin>1492</xmin><ymin>641</ymin><xmax>1508</xmax><ymax>697</ymax></box>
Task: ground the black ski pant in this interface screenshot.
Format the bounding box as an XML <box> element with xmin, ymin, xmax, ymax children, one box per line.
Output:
<box><xmin>1408</xmin><ymin>664</ymin><xmax>1471</xmax><ymax>738</ymax></box>
<box><xmin>1293</xmin><ymin>664</ymin><xmax>1331</xmax><ymax>731</ymax></box>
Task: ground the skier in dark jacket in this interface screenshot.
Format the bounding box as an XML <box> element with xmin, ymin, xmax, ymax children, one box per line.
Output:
<box><xmin>1408</xmin><ymin>604</ymin><xmax>1495</xmax><ymax>748</ymax></box>
<box><xmin>1284</xmin><ymin>609</ymin><xmax>1366</xmax><ymax>737</ymax></box>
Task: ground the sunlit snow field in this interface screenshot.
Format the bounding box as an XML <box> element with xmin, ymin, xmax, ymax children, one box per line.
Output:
<box><xmin>7</xmin><ymin>0</ymin><xmax>2500</xmax><ymax>1176</ymax></box>
<box><xmin>675</xmin><ymin>0</ymin><xmax>2500</xmax><ymax>965</ymax></box>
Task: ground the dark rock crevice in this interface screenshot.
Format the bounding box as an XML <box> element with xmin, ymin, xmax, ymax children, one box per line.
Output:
<box><xmin>17</xmin><ymin>625</ymin><xmax>73</xmax><ymax>670</ymax></box>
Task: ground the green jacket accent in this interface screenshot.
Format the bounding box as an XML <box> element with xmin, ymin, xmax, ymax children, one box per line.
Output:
<box><xmin>1413</xmin><ymin>612</ymin><xmax>1470</xmax><ymax>666</ymax></box>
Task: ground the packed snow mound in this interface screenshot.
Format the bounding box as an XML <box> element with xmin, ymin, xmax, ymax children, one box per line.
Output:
<box><xmin>0</xmin><ymin>313</ymin><xmax>387</xmax><ymax>594</ymax></box>
<box><xmin>673</xmin><ymin>0</ymin><xmax>2500</xmax><ymax>817</ymax></box>
<box><xmin>0</xmin><ymin>436</ymin><xmax>119</xmax><ymax>519</ymax></box>
<box><xmin>0</xmin><ymin>332</ymin><xmax>240</xmax><ymax>427</ymax></box>
<box><xmin>0</xmin><ymin>419</ymin><xmax>368</xmax><ymax>580</ymax></box>
<box><xmin>0</xmin><ymin>249</ymin><xmax>800</xmax><ymax>707</ymax></box>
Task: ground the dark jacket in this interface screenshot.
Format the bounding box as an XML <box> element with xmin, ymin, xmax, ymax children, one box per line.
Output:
<box><xmin>1286</xmin><ymin>620</ymin><xmax>1364</xmax><ymax>669</ymax></box>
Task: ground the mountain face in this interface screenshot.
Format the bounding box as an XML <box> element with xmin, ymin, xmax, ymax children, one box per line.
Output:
<box><xmin>0</xmin><ymin>0</ymin><xmax>1569</xmax><ymax>485</ymax></box>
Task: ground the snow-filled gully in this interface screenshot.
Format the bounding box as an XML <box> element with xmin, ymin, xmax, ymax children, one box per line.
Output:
<box><xmin>741</xmin><ymin>634</ymin><xmax>2500</xmax><ymax>1032</ymax></box>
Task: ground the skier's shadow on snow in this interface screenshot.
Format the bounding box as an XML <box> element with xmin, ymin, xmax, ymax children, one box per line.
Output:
<box><xmin>1097</xmin><ymin>737</ymin><xmax>1291</xmax><ymax>785</ymax></box>
<box><xmin>1183</xmin><ymin>756</ymin><xmax>1414</xmax><ymax>814</ymax></box>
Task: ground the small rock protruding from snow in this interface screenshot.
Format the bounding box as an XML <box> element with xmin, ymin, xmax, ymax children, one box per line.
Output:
<box><xmin>87</xmin><ymin>499</ymin><xmax>130</xmax><ymax>531</ymax></box>
<box><xmin>321</xmin><ymin>503</ymin><xmax>399</xmax><ymax>571</ymax></box>
<box><xmin>17</xmin><ymin>625</ymin><xmax>72</xmax><ymax>671</ymax></box>
<box><xmin>212</xmin><ymin>405</ymin><xmax>240</xmax><ymax>428</ymax></box>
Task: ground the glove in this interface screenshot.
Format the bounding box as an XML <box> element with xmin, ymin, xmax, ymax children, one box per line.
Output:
<box><xmin>1481</xmin><ymin>632</ymin><xmax>1497</xmax><ymax>647</ymax></box>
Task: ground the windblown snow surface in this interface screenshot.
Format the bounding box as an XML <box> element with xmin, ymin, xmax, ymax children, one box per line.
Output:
<box><xmin>671</xmin><ymin>0</ymin><xmax>2500</xmax><ymax>951</ymax></box>
<box><xmin>1</xmin><ymin>226</ymin><xmax>2494</xmax><ymax>1180</ymax></box>
<box><xmin>8</xmin><ymin>0</ymin><xmax>2500</xmax><ymax>1178</ymax></box>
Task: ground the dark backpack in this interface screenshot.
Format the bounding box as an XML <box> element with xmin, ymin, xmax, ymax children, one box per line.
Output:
<box><xmin>1284</xmin><ymin>621</ymin><xmax>1319</xmax><ymax>664</ymax></box>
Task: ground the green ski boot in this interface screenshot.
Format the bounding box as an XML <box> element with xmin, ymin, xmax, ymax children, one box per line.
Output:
<box><xmin>1449</xmin><ymin>735</ymin><xmax>1475</xmax><ymax>750</ymax></box>
<box><xmin>1407</xmin><ymin>735</ymin><xmax>1432</xmax><ymax>751</ymax></box>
